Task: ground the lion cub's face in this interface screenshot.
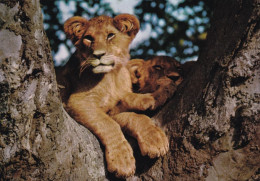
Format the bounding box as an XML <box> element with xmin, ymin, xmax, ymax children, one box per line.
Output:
<box><xmin>64</xmin><ymin>14</ymin><xmax>140</xmax><ymax>74</ymax></box>
<box><xmin>128</xmin><ymin>56</ymin><xmax>183</xmax><ymax>93</ymax></box>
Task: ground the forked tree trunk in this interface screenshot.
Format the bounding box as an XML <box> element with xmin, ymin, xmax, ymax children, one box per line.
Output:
<box><xmin>0</xmin><ymin>0</ymin><xmax>259</xmax><ymax>181</ymax></box>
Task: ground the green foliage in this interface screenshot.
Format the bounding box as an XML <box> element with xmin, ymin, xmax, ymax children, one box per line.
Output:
<box><xmin>41</xmin><ymin>0</ymin><xmax>211</xmax><ymax>65</ymax></box>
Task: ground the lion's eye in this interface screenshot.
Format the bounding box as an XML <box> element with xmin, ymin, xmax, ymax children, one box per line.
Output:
<box><xmin>84</xmin><ymin>35</ymin><xmax>94</xmax><ymax>42</ymax></box>
<box><xmin>107</xmin><ymin>33</ymin><xmax>115</xmax><ymax>40</ymax></box>
<box><xmin>171</xmin><ymin>75</ymin><xmax>181</xmax><ymax>82</ymax></box>
<box><xmin>153</xmin><ymin>65</ymin><xmax>163</xmax><ymax>70</ymax></box>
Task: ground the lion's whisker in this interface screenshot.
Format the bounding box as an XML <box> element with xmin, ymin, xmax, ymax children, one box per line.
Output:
<box><xmin>79</xmin><ymin>60</ymin><xmax>90</xmax><ymax>77</ymax></box>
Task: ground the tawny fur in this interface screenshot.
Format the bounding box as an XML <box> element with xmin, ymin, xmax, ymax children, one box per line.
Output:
<box><xmin>56</xmin><ymin>14</ymin><xmax>169</xmax><ymax>178</ymax></box>
<box><xmin>128</xmin><ymin>56</ymin><xmax>184</xmax><ymax>108</ymax></box>
<box><xmin>109</xmin><ymin>56</ymin><xmax>184</xmax><ymax>115</ymax></box>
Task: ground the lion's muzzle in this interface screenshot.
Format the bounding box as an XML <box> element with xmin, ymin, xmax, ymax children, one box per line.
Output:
<box><xmin>90</xmin><ymin>55</ymin><xmax>116</xmax><ymax>74</ymax></box>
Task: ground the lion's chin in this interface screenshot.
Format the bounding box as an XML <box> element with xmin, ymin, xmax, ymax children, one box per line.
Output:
<box><xmin>92</xmin><ymin>65</ymin><xmax>114</xmax><ymax>74</ymax></box>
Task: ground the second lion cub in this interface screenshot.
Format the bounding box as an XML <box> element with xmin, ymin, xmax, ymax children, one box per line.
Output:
<box><xmin>57</xmin><ymin>14</ymin><xmax>169</xmax><ymax>178</ymax></box>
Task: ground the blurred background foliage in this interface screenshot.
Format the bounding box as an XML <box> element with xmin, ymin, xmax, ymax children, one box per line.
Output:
<box><xmin>40</xmin><ymin>0</ymin><xmax>212</xmax><ymax>66</ymax></box>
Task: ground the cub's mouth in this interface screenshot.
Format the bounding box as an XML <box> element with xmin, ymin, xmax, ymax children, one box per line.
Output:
<box><xmin>80</xmin><ymin>55</ymin><xmax>115</xmax><ymax>75</ymax></box>
<box><xmin>91</xmin><ymin>58</ymin><xmax>114</xmax><ymax>74</ymax></box>
<box><xmin>91</xmin><ymin>55</ymin><xmax>116</xmax><ymax>74</ymax></box>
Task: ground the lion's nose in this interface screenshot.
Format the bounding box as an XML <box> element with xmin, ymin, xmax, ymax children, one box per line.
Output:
<box><xmin>93</xmin><ymin>50</ymin><xmax>106</xmax><ymax>59</ymax></box>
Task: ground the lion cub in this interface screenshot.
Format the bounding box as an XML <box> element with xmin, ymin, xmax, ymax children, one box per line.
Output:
<box><xmin>128</xmin><ymin>56</ymin><xmax>184</xmax><ymax>107</ymax></box>
<box><xmin>109</xmin><ymin>56</ymin><xmax>184</xmax><ymax>115</ymax></box>
<box><xmin>57</xmin><ymin>14</ymin><xmax>169</xmax><ymax>178</ymax></box>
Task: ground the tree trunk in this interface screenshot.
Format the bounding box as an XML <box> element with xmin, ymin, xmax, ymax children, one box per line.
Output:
<box><xmin>132</xmin><ymin>1</ymin><xmax>260</xmax><ymax>180</ymax></box>
<box><xmin>0</xmin><ymin>1</ymin><xmax>106</xmax><ymax>180</ymax></box>
<box><xmin>0</xmin><ymin>0</ymin><xmax>259</xmax><ymax>181</ymax></box>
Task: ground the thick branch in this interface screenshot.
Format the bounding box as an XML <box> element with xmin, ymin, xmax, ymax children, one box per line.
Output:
<box><xmin>0</xmin><ymin>1</ymin><xmax>105</xmax><ymax>180</ymax></box>
<box><xmin>135</xmin><ymin>0</ymin><xmax>260</xmax><ymax>180</ymax></box>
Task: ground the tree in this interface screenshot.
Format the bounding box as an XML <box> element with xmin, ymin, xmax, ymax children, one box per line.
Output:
<box><xmin>0</xmin><ymin>1</ymin><xmax>105</xmax><ymax>180</ymax></box>
<box><xmin>0</xmin><ymin>0</ymin><xmax>259</xmax><ymax>181</ymax></box>
<box><xmin>136</xmin><ymin>1</ymin><xmax>260</xmax><ymax>180</ymax></box>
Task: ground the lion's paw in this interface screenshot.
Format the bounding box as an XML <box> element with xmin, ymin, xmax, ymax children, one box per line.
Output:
<box><xmin>106</xmin><ymin>140</ymin><xmax>135</xmax><ymax>178</ymax></box>
<box><xmin>137</xmin><ymin>125</ymin><xmax>169</xmax><ymax>158</ymax></box>
<box><xmin>138</xmin><ymin>93</ymin><xmax>156</xmax><ymax>111</ymax></box>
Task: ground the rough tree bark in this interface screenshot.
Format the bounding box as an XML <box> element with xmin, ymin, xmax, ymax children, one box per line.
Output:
<box><xmin>0</xmin><ymin>1</ymin><xmax>106</xmax><ymax>180</ymax></box>
<box><xmin>133</xmin><ymin>1</ymin><xmax>260</xmax><ymax>181</ymax></box>
<box><xmin>0</xmin><ymin>0</ymin><xmax>259</xmax><ymax>181</ymax></box>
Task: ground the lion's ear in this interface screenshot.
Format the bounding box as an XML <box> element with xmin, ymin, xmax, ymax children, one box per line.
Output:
<box><xmin>113</xmin><ymin>14</ymin><xmax>140</xmax><ymax>39</ymax></box>
<box><xmin>127</xmin><ymin>59</ymin><xmax>144</xmax><ymax>84</ymax></box>
<box><xmin>127</xmin><ymin>59</ymin><xmax>144</xmax><ymax>71</ymax></box>
<box><xmin>64</xmin><ymin>16</ymin><xmax>88</xmax><ymax>44</ymax></box>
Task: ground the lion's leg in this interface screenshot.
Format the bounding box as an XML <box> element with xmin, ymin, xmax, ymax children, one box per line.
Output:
<box><xmin>67</xmin><ymin>96</ymin><xmax>135</xmax><ymax>178</ymax></box>
<box><xmin>112</xmin><ymin>112</ymin><xmax>169</xmax><ymax>158</ymax></box>
<box><xmin>122</xmin><ymin>92</ymin><xmax>156</xmax><ymax>111</ymax></box>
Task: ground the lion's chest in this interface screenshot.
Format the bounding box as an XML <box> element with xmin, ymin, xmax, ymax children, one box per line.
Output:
<box><xmin>74</xmin><ymin>66</ymin><xmax>132</xmax><ymax>111</ymax></box>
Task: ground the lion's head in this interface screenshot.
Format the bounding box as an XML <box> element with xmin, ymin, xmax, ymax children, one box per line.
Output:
<box><xmin>64</xmin><ymin>14</ymin><xmax>140</xmax><ymax>74</ymax></box>
<box><xmin>127</xmin><ymin>56</ymin><xmax>183</xmax><ymax>93</ymax></box>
